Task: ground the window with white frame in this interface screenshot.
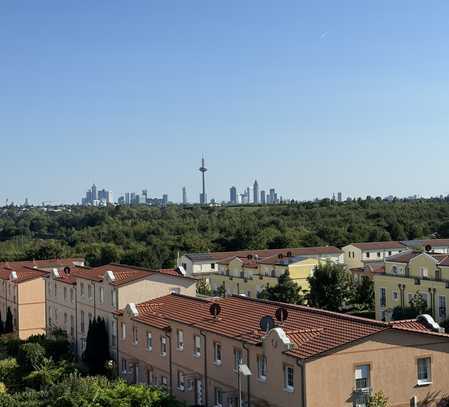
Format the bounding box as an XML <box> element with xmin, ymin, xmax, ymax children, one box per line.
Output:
<box><xmin>283</xmin><ymin>365</ymin><xmax>294</xmax><ymax>392</ymax></box>
<box><xmin>121</xmin><ymin>358</ymin><xmax>127</xmax><ymax>374</ymax></box>
<box><xmin>121</xmin><ymin>322</ymin><xmax>126</xmax><ymax>340</ymax></box>
<box><xmin>80</xmin><ymin>282</ymin><xmax>84</xmax><ymax>297</ymax></box>
<box><xmin>233</xmin><ymin>348</ymin><xmax>242</xmax><ymax>371</ymax></box>
<box><xmin>111</xmin><ymin>288</ymin><xmax>117</xmax><ymax>308</ymax></box>
<box><xmin>132</xmin><ymin>326</ymin><xmax>138</xmax><ymax>345</ymax></box>
<box><xmin>417</xmin><ymin>357</ymin><xmax>431</xmax><ymax>385</ymax></box>
<box><xmin>214</xmin><ymin>387</ymin><xmax>223</xmax><ymax>407</ymax></box>
<box><xmin>80</xmin><ymin>310</ymin><xmax>85</xmax><ymax>333</ymax></box>
<box><xmin>355</xmin><ymin>365</ymin><xmax>370</xmax><ymax>390</ymax></box>
<box><xmin>160</xmin><ymin>335</ymin><xmax>167</xmax><ymax>356</ymax></box>
<box><xmin>99</xmin><ymin>287</ymin><xmax>104</xmax><ymax>304</ymax></box>
<box><xmin>177</xmin><ymin>370</ymin><xmax>185</xmax><ymax>391</ymax></box>
<box><xmin>439</xmin><ymin>296</ymin><xmax>447</xmax><ymax>320</ymax></box>
<box><xmin>88</xmin><ymin>284</ymin><xmax>92</xmax><ymax>299</ymax></box>
<box><xmin>193</xmin><ymin>335</ymin><xmax>201</xmax><ymax>357</ymax></box>
<box><xmin>146</xmin><ymin>331</ymin><xmax>152</xmax><ymax>351</ymax></box>
<box><xmin>257</xmin><ymin>355</ymin><xmax>267</xmax><ymax>381</ymax></box>
<box><xmin>177</xmin><ymin>329</ymin><xmax>184</xmax><ymax>351</ymax></box>
<box><xmin>213</xmin><ymin>342</ymin><xmax>222</xmax><ymax>365</ymax></box>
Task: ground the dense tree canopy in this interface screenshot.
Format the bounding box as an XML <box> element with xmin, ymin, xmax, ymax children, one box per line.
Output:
<box><xmin>258</xmin><ymin>271</ymin><xmax>305</xmax><ymax>304</ymax></box>
<box><xmin>0</xmin><ymin>198</ymin><xmax>448</xmax><ymax>268</ymax></box>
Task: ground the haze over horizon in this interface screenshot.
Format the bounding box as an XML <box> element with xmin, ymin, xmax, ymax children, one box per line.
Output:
<box><xmin>2</xmin><ymin>1</ymin><xmax>449</xmax><ymax>205</ymax></box>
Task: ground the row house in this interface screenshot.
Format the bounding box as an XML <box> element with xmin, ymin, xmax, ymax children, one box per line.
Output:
<box><xmin>0</xmin><ymin>258</ymin><xmax>83</xmax><ymax>339</ymax></box>
<box><xmin>178</xmin><ymin>246</ymin><xmax>343</xmax><ymax>283</ymax></box>
<box><xmin>45</xmin><ymin>263</ymin><xmax>196</xmax><ymax>362</ymax></box>
<box><xmin>118</xmin><ymin>293</ymin><xmax>449</xmax><ymax>407</ymax></box>
<box><xmin>374</xmin><ymin>250</ymin><xmax>449</xmax><ymax>322</ymax></box>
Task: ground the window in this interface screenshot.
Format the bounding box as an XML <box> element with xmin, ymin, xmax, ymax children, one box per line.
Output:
<box><xmin>132</xmin><ymin>326</ymin><xmax>138</xmax><ymax>345</ymax></box>
<box><xmin>377</xmin><ymin>252</ymin><xmax>381</xmax><ymax>258</ymax></box>
<box><xmin>388</xmin><ymin>251</ymin><xmax>392</xmax><ymax>256</ymax></box>
<box><xmin>111</xmin><ymin>320</ymin><xmax>117</xmax><ymax>347</ymax></box>
<box><xmin>193</xmin><ymin>335</ymin><xmax>201</xmax><ymax>357</ymax></box>
<box><xmin>160</xmin><ymin>336</ymin><xmax>167</xmax><ymax>356</ymax></box>
<box><xmin>70</xmin><ymin>315</ymin><xmax>74</xmax><ymax>337</ymax></box>
<box><xmin>214</xmin><ymin>387</ymin><xmax>223</xmax><ymax>407</ymax></box>
<box><xmin>161</xmin><ymin>376</ymin><xmax>168</xmax><ymax>386</ymax></box>
<box><xmin>88</xmin><ymin>313</ymin><xmax>92</xmax><ymax>324</ymax></box>
<box><xmin>121</xmin><ymin>322</ymin><xmax>126</xmax><ymax>340</ymax></box>
<box><xmin>417</xmin><ymin>357</ymin><xmax>431</xmax><ymax>385</ymax></box>
<box><xmin>88</xmin><ymin>285</ymin><xmax>92</xmax><ymax>299</ymax></box>
<box><xmin>439</xmin><ymin>296</ymin><xmax>447</xmax><ymax>320</ymax></box>
<box><xmin>213</xmin><ymin>342</ymin><xmax>222</xmax><ymax>365</ymax></box>
<box><xmin>177</xmin><ymin>370</ymin><xmax>185</xmax><ymax>391</ymax></box>
<box><xmin>177</xmin><ymin>330</ymin><xmax>184</xmax><ymax>351</ymax></box>
<box><xmin>146</xmin><ymin>331</ymin><xmax>153</xmax><ymax>351</ymax></box>
<box><xmin>211</xmin><ymin>263</ymin><xmax>215</xmax><ymax>269</ymax></box>
<box><xmin>420</xmin><ymin>267</ymin><xmax>429</xmax><ymax>278</ymax></box>
<box><xmin>355</xmin><ymin>365</ymin><xmax>370</xmax><ymax>390</ymax></box>
<box><xmin>64</xmin><ymin>312</ymin><xmax>68</xmax><ymax>326</ymax></box>
<box><xmin>121</xmin><ymin>358</ymin><xmax>127</xmax><ymax>374</ymax></box>
<box><xmin>99</xmin><ymin>287</ymin><xmax>104</xmax><ymax>304</ymax></box>
<box><xmin>366</xmin><ymin>252</ymin><xmax>370</xmax><ymax>259</ymax></box>
<box><xmin>80</xmin><ymin>282</ymin><xmax>84</xmax><ymax>297</ymax></box>
<box><xmin>146</xmin><ymin>368</ymin><xmax>154</xmax><ymax>386</ymax></box>
<box><xmin>380</xmin><ymin>288</ymin><xmax>386</xmax><ymax>307</ymax></box>
<box><xmin>257</xmin><ymin>355</ymin><xmax>267</xmax><ymax>381</ymax></box>
<box><xmin>111</xmin><ymin>288</ymin><xmax>117</xmax><ymax>308</ymax></box>
<box><xmin>392</xmin><ymin>291</ymin><xmax>399</xmax><ymax>302</ymax></box>
<box><xmin>70</xmin><ymin>288</ymin><xmax>74</xmax><ymax>303</ymax></box>
<box><xmin>63</xmin><ymin>287</ymin><xmax>67</xmax><ymax>301</ymax></box>
<box><xmin>80</xmin><ymin>310</ymin><xmax>85</xmax><ymax>333</ymax></box>
<box><xmin>283</xmin><ymin>365</ymin><xmax>294</xmax><ymax>392</ymax></box>
<box><xmin>233</xmin><ymin>349</ymin><xmax>242</xmax><ymax>371</ymax></box>
<box><xmin>54</xmin><ymin>282</ymin><xmax>58</xmax><ymax>297</ymax></box>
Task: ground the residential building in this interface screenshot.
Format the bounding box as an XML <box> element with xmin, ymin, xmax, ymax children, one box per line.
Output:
<box><xmin>177</xmin><ymin>246</ymin><xmax>343</xmax><ymax>283</ymax></box>
<box><xmin>210</xmin><ymin>255</ymin><xmax>321</xmax><ymax>298</ymax></box>
<box><xmin>0</xmin><ymin>258</ymin><xmax>83</xmax><ymax>339</ymax></box>
<box><xmin>374</xmin><ymin>250</ymin><xmax>449</xmax><ymax>322</ymax></box>
<box><xmin>73</xmin><ymin>264</ymin><xmax>196</xmax><ymax>360</ymax></box>
<box><xmin>342</xmin><ymin>241</ymin><xmax>406</xmax><ymax>269</ymax></box>
<box><xmin>118</xmin><ymin>293</ymin><xmax>449</xmax><ymax>407</ymax></box>
<box><xmin>401</xmin><ymin>239</ymin><xmax>449</xmax><ymax>254</ymax></box>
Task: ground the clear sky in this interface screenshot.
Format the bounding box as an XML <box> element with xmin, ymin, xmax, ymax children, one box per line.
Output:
<box><xmin>1</xmin><ymin>1</ymin><xmax>449</xmax><ymax>205</ymax></box>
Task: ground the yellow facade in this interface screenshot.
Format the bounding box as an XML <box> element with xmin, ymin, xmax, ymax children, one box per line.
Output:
<box><xmin>210</xmin><ymin>257</ymin><xmax>319</xmax><ymax>298</ymax></box>
<box><xmin>374</xmin><ymin>253</ymin><xmax>449</xmax><ymax>322</ymax></box>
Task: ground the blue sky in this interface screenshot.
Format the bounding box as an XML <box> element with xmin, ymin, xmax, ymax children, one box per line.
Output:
<box><xmin>1</xmin><ymin>1</ymin><xmax>449</xmax><ymax>204</ymax></box>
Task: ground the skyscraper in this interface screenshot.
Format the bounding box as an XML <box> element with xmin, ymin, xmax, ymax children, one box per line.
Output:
<box><xmin>182</xmin><ymin>187</ymin><xmax>187</xmax><ymax>204</ymax></box>
<box><xmin>246</xmin><ymin>187</ymin><xmax>250</xmax><ymax>204</ymax></box>
<box><xmin>229</xmin><ymin>186</ymin><xmax>237</xmax><ymax>204</ymax></box>
<box><xmin>260</xmin><ymin>190</ymin><xmax>266</xmax><ymax>205</ymax></box>
<box><xmin>337</xmin><ymin>192</ymin><xmax>342</xmax><ymax>202</ymax></box>
<box><xmin>253</xmin><ymin>180</ymin><xmax>259</xmax><ymax>204</ymax></box>
<box><xmin>162</xmin><ymin>194</ymin><xmax>168</xmax><ymax>206</ymax></box>
<box><xmin>91</xmin><ymin>184</ymin><xmax>98</xmax><ymax>201</ymax></box>
<box><xmin>199</xmin><ymin>157</ymin><xmax>208</xmax><ymax>205</ymax></box>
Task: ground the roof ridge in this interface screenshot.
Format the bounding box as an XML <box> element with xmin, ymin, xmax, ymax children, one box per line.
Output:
<box><xmin>230</xmin><ymin>295</ymin><xmax>388</xmax><ymax>327</ymax></box>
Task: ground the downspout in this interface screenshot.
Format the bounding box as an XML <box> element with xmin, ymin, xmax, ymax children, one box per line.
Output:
<box><xmin>75</xmin><ymin>283</ymin><xmax>78</xmax><ymax>358</ymax></box>
<box><xmin>166</xmin><ymin>328</ymin><xmax>173</xmax><ymax>396</ymax></box>
<box><xmin>44</xmin><ymin>277</ymin><xmax>48</xmax><ymax>335</ymax></box>
<box><xmin>242</xmin><ymin>342</ymin><xmax>251</xmax><ymax>407</ymax></box>
<box><xmin>296</xmin><ymin>359</ymin><xmax>307</xmax><ymax>407</ymax></box>
<box><xmin>200</xmin><ymin>330</ymin><xmax>209</xmax><ymax>406</ymax></box>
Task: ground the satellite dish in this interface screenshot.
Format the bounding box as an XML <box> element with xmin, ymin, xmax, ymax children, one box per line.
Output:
<box><xmin>259</xmin><ymin>315</ymin><xmax>275</xmax><ymax>333</ymax></box>
<box><xmin>275</xmin><ymin>307</ymin><xmax>289</xmax><ymax>323</ymax></box>
<box><xmin>64</xmin><ymin>266</ymin><xmax>71</xmax><ymax>274</ymax></box>
<box><xmin>210</xmin><ymin>303</ymin><xmax>221</xmax><ymax>318</ymax></box>
<box><xmin>425</xmin><ymin>245</ymin><xmax>432</xmax><ymax>252</ymax></box>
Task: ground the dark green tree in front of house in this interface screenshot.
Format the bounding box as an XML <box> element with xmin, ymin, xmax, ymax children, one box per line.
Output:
<box><xmin>307</xmin><ymin>262</ymin><xmax>353</xmax><ymax>311</ymax></box>
<box><xmin>83</xmin><ymin>317</ymin><xmax>110</xmax><ymax>375</ymax></box>
<box><xmin>5</xmin><ymin>307</ymin><xmax>13</xmax><ymax>333</ymax></box>
<box><xmin>392</xmin><ymin>291</ymin><xmax>432</xmax><ymax>321</ymax></box>
<box><xmin>196</xmin><ymin>278</ymin><xmax>212</xmax><ymax>296</ymax></box>
<box><xmin>258</xmin><ymin>271</ymin><xmax>305</xmax><ymax>305</ymax></box>
<box><xmin>351</xmin><ymin>276</ymin><xmax>375</xmax><ymax>311</ymax></box>
<box><xmin>0</xmin><ymin>312</ymin><xmax>4</xmax><ymax>334</ymax></box>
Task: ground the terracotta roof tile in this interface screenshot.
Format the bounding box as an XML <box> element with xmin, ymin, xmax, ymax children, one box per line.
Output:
<box><xmin>351</xmin><ymin>241</ymin><xmax>405</xmax><ymax>250</ymax></box>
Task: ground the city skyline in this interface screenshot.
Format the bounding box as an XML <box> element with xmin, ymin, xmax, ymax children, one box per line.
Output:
<box><xmin>3</xmin><ymin>2</ymin><xmax>449</xmax><ymax>204</ymax></box>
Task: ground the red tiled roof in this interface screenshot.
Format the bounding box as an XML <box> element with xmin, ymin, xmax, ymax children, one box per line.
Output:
<box><xmin>0</xmin><ymin>264</ymin><xmax>47</xmax><ymax>283</ymax></box>
<box><xmin>351</xmin><ymin>241</ymin><xmax>405</xmax><ymax>250</ymax></box>
<box><xmin>385</xmin><ymin>250</ymin><xmax>449</xmax><ymax>265</ymax></box>
<box><xmin>126</xmin><ymin>295</ymin><xmax>449</xmax><ymax>360</ymax></box>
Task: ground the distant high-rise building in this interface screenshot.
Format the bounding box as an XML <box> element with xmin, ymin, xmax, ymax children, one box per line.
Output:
<box><xmin>268</xmin><ymin>188</ymin><xmax>276</xmax><ymax>204</ymax></box>
<box><xmin>337</xmin><ymin>192</ymin><xmax>342</xmax><ymax>202</ymax></box>
<box><xmin>142</xmin><ymin>189</ymin><xmax>148</xmax><ymax>203</ymax></box>
<box><xmin>182</xmin><ymin>187</ymin><xmax>187</xmax><ymax>204</ymax></box>
<box><xmin>229</xmin><ymin>186</ymin><xmax>237</xmax><ymax>204</ymax></box>
<box><xmin>260</xmin><ymin>190</ymin><xmax>266</xmax><ymax>205</ymax></box>
<box><xmin>253</xmin><ymin>180</ymin><xmax>259</xmax><ymax>204</ymax></box>
<box><xmin>199</xmin><ymin>157</ymin><xmax>208</xmax><ymax>205</ymax></box>
<box><xmin>246</xmin><ymin>187</ymin><xmax>251</xmax><ymax>204</ymax></box>
<box><xmin>91</xmin><ymin>184</ymin><xmax>98</xmax><ymax>201</ymax></box>
<box><xmin>162</xmin><ymin>194</ymin><xmax>168</xmax><ymax>206</ymax></box>
<box><xmin>125</xmin><ymin>192</ymin><xmax>131</xmax><ymax>205</ymax></box>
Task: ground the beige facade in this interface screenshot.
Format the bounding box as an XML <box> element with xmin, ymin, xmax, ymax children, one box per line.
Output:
<box><xmin>343</xmin><ymin>242</ymin><xmax>405</xmax><ymax>269</ymax></box>
<box><xmin>118</xmin><ymin>294</ymin><xmax>449</xmax><ymax>407</ymax></box>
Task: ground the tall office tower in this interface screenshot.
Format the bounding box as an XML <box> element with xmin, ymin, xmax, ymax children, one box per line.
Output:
<box><xmin>91</xmin><ymin>184</ymin><xmax>98</xmax><ymax>201</ymax></box>
<box><xmin>337</xmin><ymin>192</ymin><xmax>342</xmax><ymax>202</ymax></box>
<box><xmin>182</xmin><ymin>187</ymin><xmax>187</xmax><ymax>204</ymax></box>
<box><xmin>142</xmin><ymin>189</ymin><xmax>148</xmax><ymax>203</ymax></box>
<box><xmin>269</xmin><ymin>188</ymin><xmax>276</xmax><ymax>204</ymax></box>
<box><xmin>246</xmin><ymin>187</ymin><xmax>251</xmax><ymax>204</ymax></box>
<box><xmin>199</xmin><ymin>157</ymin><xmax>208</xmax><ymax>205</ymax></box>
<box><xmin>253</xmin><ymin>180</ymin><xmax>259</xmax><ymax>204</ymax></box>
<box><xmin>260</xmin><ymin>190</ymin><xmax>266</xmax><ymax>205</ymax></box>
<box><xmin>131</xmin><ymin>192</ymin><xmax>136</xmax><ymax>204</ymax></box>
<box><xmin>229</xmin><ymin>186</ymin><xmax>237</xmax><ymax>204</ymax></box>
<box><xmin>118</xmin><ymin>196</ymin><xmax>125</xmax><ymax>205</ymax></box>
<box><xmin>162</xmin><ymin>194</ymin><xmax>168</xmax><ymax>206</ymax></box>
<box><xmin>125</xmin><ymin>192</ymin><xmax>131</xmax><ymax>205</ymax></box>
<box><xmin>86</xmin><ymin>190</ymin><xmax>92</xmax><ymax>204</ymax></box>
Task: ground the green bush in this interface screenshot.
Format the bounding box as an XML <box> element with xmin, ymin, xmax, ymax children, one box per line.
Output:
<box><xmin>16</xmin><ymin>343</ymin><xmax>46</xmax><ymax>374</ymax></box>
